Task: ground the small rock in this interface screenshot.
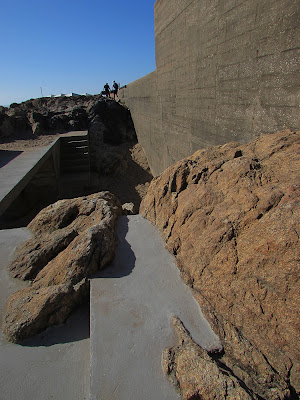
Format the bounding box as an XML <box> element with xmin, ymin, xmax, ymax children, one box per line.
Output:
<box><xmin>122</xmin><ymin>202</ymin><xmax>136</xmax><ymax>215</ymax></box>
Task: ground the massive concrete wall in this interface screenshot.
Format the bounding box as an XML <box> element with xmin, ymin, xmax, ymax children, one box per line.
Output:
<box><xmin>119</xmin><ymin>0</ymin><xmax>300</xmax><ymax>176</ymax></box>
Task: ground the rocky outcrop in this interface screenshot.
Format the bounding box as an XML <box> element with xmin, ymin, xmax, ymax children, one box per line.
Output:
<box><xmin>3</xmin><ymin>192</ymin><xmax>121</xmax><ymax>343</ymax></box>
<box><xmin>141</xmin><ymin>130</ymin><xmax>300</xmax><ymax>399</ymax></box>
<box><xmin>0</xmin><ymin>106</ymin><xmax>31</xmax><ymax>137</ymax></box>
<box><xmin>0</xmin><ymin>95</ymin><xmax>137</xmax><ymax>174</ymax></box>
<box><xmin>163</xmin><ymin>316</ymin><xmax>253</xmax><ymax>400</ymax></box>
<box><xmin>0</xmin><ymin>95</ymin><xmax>135</xmax><ymax>138</ymax></box>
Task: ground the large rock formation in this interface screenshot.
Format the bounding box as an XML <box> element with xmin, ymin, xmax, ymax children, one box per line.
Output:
<box><xmin>3</xmin><ymin>191</ymin><xmax>122</xmax><ymax>343</ymax></box>
<box><xmin>0</xmin><ymin>95</ymin><xmax>152</xmax><ymax>224</ymax></box>
<box><xmin>0</xmin><ymin>95</ymin><xmax>135</xmax><ymax>140</ymax></box>
<box><xmin>0</xmin><ymin>95</ymin><xmax>137</xmax><ymax>177</ymax></box>
<box><xmin>140</xmin><ymin>130</ymin><xmax>300</xmax><ymax>400</ymax></box>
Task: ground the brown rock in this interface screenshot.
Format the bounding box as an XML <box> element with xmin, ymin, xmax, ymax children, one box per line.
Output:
<box><xmin>141</xmin><ymin>130</ymin><xmax>300</xmax><ymax>399</ymax></box>
<box><xmin>3</xmin><ymin>191</ymin><xmax>122</xmax><ymax>343</ymax></box>
<box><xmin>122</xmin><ymin>202</ymin><xmax>136</xmax><ymax>215</ymax></box>
<box><xmin>163</xmin><ymin>316</ymin><xmax>253</xmax><ymax>400</ymax></box>
<box><xmin>8</xmin><ymin>229</ymin><xmax>78</xmax><ymax>280</ymax></box>
<box><xmin>4</xmin><ymin>280</ymin><xmax>88</xmax><ymax>345</ymax></box>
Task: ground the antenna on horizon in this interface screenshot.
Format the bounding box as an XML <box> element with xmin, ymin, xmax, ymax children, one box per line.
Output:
<box><xmin>40</xmin><ymin>87</ymin><xmax>43</xmax><ymax>97</ymax></box>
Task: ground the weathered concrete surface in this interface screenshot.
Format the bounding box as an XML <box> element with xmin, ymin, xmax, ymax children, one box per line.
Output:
<box><xmin>119</xmin><ymin>0</ymin><xmax>300</xmax><ymax>176</ymax></box>
<box><xmin>0</xmin><ymin>227</ymin><xmax>90</xmax><ymax>400</ymax></box>
<box><xmin>90</xmin><ymin>215</ymin><xmax>221</xmax><ymax>400</ymax></box>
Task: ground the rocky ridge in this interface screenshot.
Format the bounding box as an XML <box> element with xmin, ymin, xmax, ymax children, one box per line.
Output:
<box><xmin>0</xmin><ymin>94</ymin><xmax>133</xmax><ymax>140</ymax></box>
<box><xmin>140</xmin><ymin>130</ymin><xmax>300</xmax><ymax>400</ymax></box>
<box><xmin>0</xmin><ymin>94</ymin><xmax>137</xmax><ymax>175</ymax></box>
<box><xmin>3</xmin><ymin>191</ymin><xmax>121</xmax><ymax>343</ymax></box>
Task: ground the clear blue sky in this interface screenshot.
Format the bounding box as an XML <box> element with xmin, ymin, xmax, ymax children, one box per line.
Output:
<box><xmin>0</xmin><ymin>0</ymin><xmax>156</xmax><ymax>106</ymax></box>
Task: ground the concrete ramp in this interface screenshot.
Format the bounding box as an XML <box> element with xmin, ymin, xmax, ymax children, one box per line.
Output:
<box><xmin>90</xmin><ymin>215</ymin><xmax>221</xmax><ymax>400</ymax></box>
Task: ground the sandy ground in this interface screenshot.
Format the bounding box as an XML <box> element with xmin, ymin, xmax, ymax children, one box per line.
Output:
<box><xmin>0</xmin><ymin>227</ymin><xmax>90</xmax><ymax>400</ymax></box>
<box><xmin>0</xmin><ymin>133</ymin><xmax>62</xmax><ymax>151</ymax></box>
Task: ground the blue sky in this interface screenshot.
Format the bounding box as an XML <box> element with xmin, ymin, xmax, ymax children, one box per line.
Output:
<box><xmin>0</xmin><ymin>0</ymin><xmax>156</xmax><ymax>106</ymax></box>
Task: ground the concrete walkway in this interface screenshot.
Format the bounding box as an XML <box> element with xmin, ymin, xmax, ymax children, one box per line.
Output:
<box><xmin>0</xmin><ymin>130</ymin><xmax>88</xmax><ymax>216</ymax></box>
<box><xmin>0</xmin><ymin>142</ymin><xmax>221</xmax><ymax>399</ymax></box>
<box><xmin>90</xmin><ymin>215</ymin><xmax>221</xmax><ymax>400</ymax></box>
<box><xmin>0</xmin><ymin>227</ymin><xmax>90</xmax><ymax>400</ymax></box>
<box><xmin>0</xmin><ymin>143</ymin><xmax>59</xmax><ymax>216</ymax></box>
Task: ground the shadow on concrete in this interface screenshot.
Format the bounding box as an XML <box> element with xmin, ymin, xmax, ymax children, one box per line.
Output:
<box><xmin>20</xmin><ymin>303</ymin><xmax>90</xmax><ymax>347</ymax></box>
<box><xmin>93</xmin><ymin>216</ymin><xmax>136</xmax><ymax>279</ymax></box>
<box><xmin>0</xmin><ymin>150</ymin><xmax>23</xmax><ymax>168</ymax></box>
<box><xmin>18</xmin><ymin>217</ymin><xmax>135</xmax><ymax>346</ymax></box>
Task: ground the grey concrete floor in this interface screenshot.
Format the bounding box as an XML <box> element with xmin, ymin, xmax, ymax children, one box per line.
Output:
<box><xmin>0</xmin><ymin>207</ymin><xmax>221</xmax><ymax>399</ymax></box>
<box><xmin>0</xmin><ymin>227</ymin><xmax>90</xmax><ymax>400</ymax></box>
<box><xmin>90</xmin><ymin>215</ymin><xmax>221</xmax><ymax>400</ymax></box>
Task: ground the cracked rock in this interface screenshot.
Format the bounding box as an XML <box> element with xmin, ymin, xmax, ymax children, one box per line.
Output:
<box><xmin>141</xmin><ymin>130</ymin><xmax>300</xmax><ymax>399</ymax></box>
<box><xmin>3</xmin><ymin>191</ymin><xmax>122</xmax><ymax>343</ymax></box>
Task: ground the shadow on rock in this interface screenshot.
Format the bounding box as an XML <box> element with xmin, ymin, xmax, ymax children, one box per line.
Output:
<box><xmin>20</xmin><ymin>303</ymin><xmax>90</xmax><ymax>347</ymax></box>
<box><xmin>93</xmin><ymin>216</ymin><xmax>136</xmax><ymax>279</ymax></box>
<box><xmin>96</xmin><ymin>143</ymin><xmax>153</xmax><ymax>211</ymax></box>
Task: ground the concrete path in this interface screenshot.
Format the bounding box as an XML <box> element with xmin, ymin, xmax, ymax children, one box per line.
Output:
<box><xmin>0</xmin><ymin>144</ymin><xmax>58</xmax><ymax>215</ymax></box>
<box><xmin>0</xmin><ymin>130</ymin><xmax>88</xmax><ymax>216</ymax></box>
<box><xmin>0</xmin><ymin>227</ymin><xmax>90</xmax><ymax>400</ymax></box>
<box><xmin>90</xmin><ymin>215</ymin><xmax>221</xmax><ymax>400</ymax></box>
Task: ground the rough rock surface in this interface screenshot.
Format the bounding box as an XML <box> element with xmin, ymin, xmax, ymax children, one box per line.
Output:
<box><xmin>141</xmin><ymin>130</ymin><xmax>300</xmax><ymax>399</ymax></box>
<box><xmin>0</xmin><ymin>95</ymin><xmax>135</xmax><ymax>141</ymax></box>
<box><xmin>163</xmin><ymin>316</ymin><xmax>253</xmax><ymax>400</ymax></box>
<box><xmin>3</xmin><ymin>191</ymin><xmax>121</xmax><ymax>343</ymax></box>
<box><xmin>97</xmin><ymin>143</ymin><xmax>153</xmax><ymax>208</ymax></box>
<box><xmin>0</xmin><ymin>95</ymin><xmax>137</xmax><ymax>176</ymax></box>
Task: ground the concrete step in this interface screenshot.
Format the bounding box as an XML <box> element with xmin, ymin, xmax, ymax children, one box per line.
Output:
<box><xmin>60</xmin><ymin>162</ymin><xmax>90</xmax><ymax>171</ymax></box>
<box><xmin>61</xmin><ymin>141</ymin><xmax>88</xmax><ymax>147</ymax></box>
<box><xmin>89</xmin><ymin>215</ymin><xmax>221</xmax><ymax>400</ymax></box>
<box><xmin>61</xmin><ymin>153</ymin><xmax>89</xmax><ymax>161</ymax></box>
<box><xmin>60</xmin><ymin>136</ymin><xmax>88</xmax><ymax>143</ymax></box>
<box><xmin>61</xmin><ymin>157</ymin><xmax>89</xmax><ymax>165</ymax></box>
<box><xmin>61</xmin><ymin>146</ymin><xmax>88</xmax><ymax>154</ymax></box>
<box><xmin>60</xmin><ymin>133</ymin><xmax>90</xmax><ymax>175</ymax></box>
<box><xmin>58</xmin><ymin>172</ymin><xmax>92</xmax><ymax>198</ymax></box>
<box><xmin>61</xmin><ymin>156</ymin><xmax>89</xmax><ymax>165</ymax></box>
<box><xmin>61</xmin><ymin>164</ymin><xmax>90</xmax><ymax>173</ymax></box>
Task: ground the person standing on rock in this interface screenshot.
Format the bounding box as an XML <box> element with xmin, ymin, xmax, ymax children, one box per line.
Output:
<box><xmin>112</xmin><ymin>81</ymin><xmax>119</xmax><ymax>100</ymax></box>
<box><xmin>103</xmin><ymin>83</ymin><xmax>110</xmax><ymax>97</ymax></box>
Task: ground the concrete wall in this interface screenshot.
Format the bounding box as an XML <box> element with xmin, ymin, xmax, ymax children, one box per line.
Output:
<box><xmin>119</xmin><ymin>0</ymin><xmax>300</xmax><ymax>176</ymax></box>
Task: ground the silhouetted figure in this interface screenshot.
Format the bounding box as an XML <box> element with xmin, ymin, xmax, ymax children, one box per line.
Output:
<box><xmin>112</xmin><ymin>81</ymin><xmax>119</xmax><ymax>100</ymax></box>
<box><xmin>103</xmin><ymin>83</ymin><xmax>110</xmax><ymax>97</ymax></box>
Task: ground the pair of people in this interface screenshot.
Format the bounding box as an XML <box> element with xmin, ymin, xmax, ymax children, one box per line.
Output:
<box><xmin>103</xmin><ymin>81</ymin><xmax>119</xmax><ymax>100</ymax></box>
